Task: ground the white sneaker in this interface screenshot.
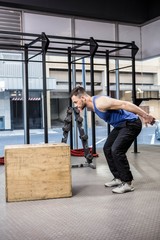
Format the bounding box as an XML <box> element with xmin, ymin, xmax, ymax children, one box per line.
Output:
<box><xmin>112</xmin><ymin>182</ymin><xmax>135</xmax><ymax>194</ymax></box>
<box><xmin>104</xmin><ymin>178</ymin><xmax>122</xmax><ymax>187</ymax></box>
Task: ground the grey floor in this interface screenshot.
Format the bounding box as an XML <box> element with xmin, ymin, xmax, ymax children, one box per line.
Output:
<box><xmin>0</xmin><ymin>145</ymin><xmax>160</xmax><ymax>240</ymax></box>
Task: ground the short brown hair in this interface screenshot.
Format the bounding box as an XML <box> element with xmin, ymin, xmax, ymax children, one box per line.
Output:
<box><xmin>70</xmin><ymin>86</ymin><xmax>87</xmax><ymax>98</ymax></box>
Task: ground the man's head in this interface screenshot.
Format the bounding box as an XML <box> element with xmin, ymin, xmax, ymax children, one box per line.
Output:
<box><xmin>70</xmin><ymin>86</ymin><xmax>88</xmax><ymax>111</ymax></box>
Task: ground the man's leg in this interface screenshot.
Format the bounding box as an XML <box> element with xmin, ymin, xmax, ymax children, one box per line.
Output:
<box><xmin>103</xmin><ymin>128</ymin><xmax>121</xmax><ymax>179</ymax></box>
<box><xmin>111</xmin><ymin>120</ymin><xmax>142</xmax><ymax>193</ymax></box>
<box><xmin>111</xmin><ymin>121</ymin><xmax>142</xmax><ymax>182</ymax></box>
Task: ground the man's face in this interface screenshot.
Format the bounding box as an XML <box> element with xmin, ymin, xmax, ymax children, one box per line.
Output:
<box><xmin>71</xmin><ymin>95</ymin><xmax>86</xmax><ymax>111</ymax></box>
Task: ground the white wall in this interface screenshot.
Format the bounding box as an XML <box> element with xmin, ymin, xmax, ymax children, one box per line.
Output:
<box><xmin>75</xmin><ymin>19</ymin><xmax>115</xmax><ymax>41</ymax></box>
<box><xmin>142</xmin><ymin>19</ymin><xmax>160</xmax><ymax>59</ymax></box>
<box><xmin>11</xmin><ymin>10</ymin><xmax>160</xmax><ymax>60</ymax></box>
<box><xmin>119</xmin><ymin>24</ymin><xmax>141</xmax><ymax>59</ymax></box>
<box><xmin>23</xmin><ymin>12</ymin><xmax>71</xmax><ymax>36</ymax></box>
<box><xmin>23</xmin><ymin>13</ymin><xmax>142</xmax><ymax>59</ymax></box>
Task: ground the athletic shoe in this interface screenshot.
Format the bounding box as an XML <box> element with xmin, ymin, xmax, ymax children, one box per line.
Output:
<box><xmin>112</xmin><ymin>182</ymin><xmax>135</xmax><ymax>194</ymax></box>
<box><xmin>104</xmin><ymin>178</ymin><xmax>122</xmax><ymax>187</ymax></box>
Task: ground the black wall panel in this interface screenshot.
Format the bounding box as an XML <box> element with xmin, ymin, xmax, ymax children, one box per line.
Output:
<box><xmin>0</xmin><ymin>0</ymin><xmax>153</xmax><ymax>24</ymax></box>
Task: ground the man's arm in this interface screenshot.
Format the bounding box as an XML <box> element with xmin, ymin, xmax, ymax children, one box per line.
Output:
<box><xmin>95</xmin><ymin>96</ymin><xmax>156</xmax><ymax>125</ymax></box>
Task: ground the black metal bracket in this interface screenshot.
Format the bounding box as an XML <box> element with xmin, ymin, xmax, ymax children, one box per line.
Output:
<box><xmin>41</xmin><ymin>32</ymin><xmax>50</xmax><ymax>53</ymax></box>
<box><xmin>90</xmin><ymin>37</ymin><xmax>98</xmax><ymax>56</ymax></box>
<box><xmin>135</xmin><ymin>97</ymin><xmax>160</xmax><ymax>106</ymax></box>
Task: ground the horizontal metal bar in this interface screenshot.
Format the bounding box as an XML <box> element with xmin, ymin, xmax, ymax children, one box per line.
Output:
<box><xmin>28</xmin><ymin>51</ymin><xmax>42</xmax><ymax>61</ymax></box>
<box><xmin>109</xmin><ymin>65</ymin><xmax>132</xmax><ymax>72</ymax></box>
<box><xmin>0</xmin><ymin>31</ymin><xmax>136</xmax><ymax>60</ymax></box>
<box><xmin>0</xmin><ymin>30</ymin><xmax>41</xmax><ymax>38</ymax></box>
<box><xmin>109</xmin><ymin>44</ymin><xmax>131</xmax><ymax>54</ymax></box>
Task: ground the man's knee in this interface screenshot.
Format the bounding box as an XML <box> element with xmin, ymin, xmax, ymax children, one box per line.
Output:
<box><xmin>111</xmin><ymin>147</ymin><xmax>120</xmax><ymax>158</ymax></box>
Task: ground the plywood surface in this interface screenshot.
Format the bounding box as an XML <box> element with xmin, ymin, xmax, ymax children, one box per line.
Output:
<box><xmin>5</xmin><ymin>143</ymin><xmax>72</xmax><ymax>202</ymax></box>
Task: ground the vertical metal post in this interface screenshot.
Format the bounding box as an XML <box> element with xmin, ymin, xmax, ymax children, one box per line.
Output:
<box><xmin>72</xmin><ymin>57</ymin><xmax>79</xmax><ymax>149</ymax></box>
<box><xmin>106</xmin><ymin>50</ymin><xmax>110</xmax><ymax>136</ymax></box>
<box><xmin>115</xmin><ymin>60</ymin><xmax>120</xmax><ymax>99</ymax></box>
<box><xmin>42</xmin><ymin>36</ymin><xmax>48</xmax><ymax>143</ymax></box>
<box><xmin>106</xmin><ymin>51</ymin><xmax>110</xmax><ymax>96</ymax></box>
<box><xmin>23</xmin><ymin>44</ymin><xmax>30</xmax><ymax>144</ymax></box>
<box><xmin>68</xmin><ymin>47</ymin><xmax>73</xmax><ymax>149</ymax></box>
<box><xmin>90</xmin><ymin>54</ymin><xmax>96</xmax><ymax>154</ymax></box>
<box><xmin>70</xmin><ymin>17</ymin><xmax>78</xmax><ymax>149</ymax></box>
<box><xmin>132</xmin><ymin>41</ymin><xmax>138</xmax><ymax>153</ymax></box>
<box><xmin>89</xmin><ymin>37</ymin><xmax>98</xmax><ymax>154</ymax></box>
<box><xmin>68</xmin><ymin>48</ymin><xmax>72</xmax><ymax>107</ymax></box>
<box><xmin>115</xmin><ymin>23</ymin><xmax>120</xmax><ymax>99</ymax></box>
<box><xmin>82</xmin><ymin>58</ymin><xmax>88</xmax><ymax>135</ymax></box>
<box><xmin>132</xmin><ymin>43</ymin><xmax>137</xmax><ymax>104</ymax></box>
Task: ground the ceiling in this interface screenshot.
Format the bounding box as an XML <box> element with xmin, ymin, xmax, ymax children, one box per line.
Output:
<box><xmin>0</xmin><ymin>0</ymin><xmax>160</xmax><ymax>25</ymax></box>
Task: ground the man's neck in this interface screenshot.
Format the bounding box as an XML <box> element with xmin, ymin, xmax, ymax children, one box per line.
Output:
<box><xmin>86</xmin><ymin>96</ymin><xmax>94</xmax><ymax>111</ymax></box>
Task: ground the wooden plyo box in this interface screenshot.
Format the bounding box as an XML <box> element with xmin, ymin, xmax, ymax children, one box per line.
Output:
<box><xmin>5</xmin><ymin>143</ymin><xmax>72</xmax><ymax>202</ymax></box>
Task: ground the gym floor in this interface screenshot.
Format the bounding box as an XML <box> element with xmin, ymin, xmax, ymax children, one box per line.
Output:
<box><xmin>0</xmin><ymin>145</ymin><xmax>160</xmax><ymax>240</ymax></box>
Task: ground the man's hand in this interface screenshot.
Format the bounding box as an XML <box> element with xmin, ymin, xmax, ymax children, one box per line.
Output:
<box><xmin>143</xmin><ymin>114</ymin><xmax>156</xmax><ymax>126</ymax></box>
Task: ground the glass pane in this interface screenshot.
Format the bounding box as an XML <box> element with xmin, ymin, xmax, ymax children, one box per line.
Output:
<box><xmin>0</xmin><ymin>52</ymin><xmax>24</xmax><ymax>156</ymax></box>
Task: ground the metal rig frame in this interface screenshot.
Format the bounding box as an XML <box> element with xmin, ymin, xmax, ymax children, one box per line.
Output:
<box><xmin>0</xmin><ymin>30</ymin><xmax>144</xmax><ymax>153</ymax></box>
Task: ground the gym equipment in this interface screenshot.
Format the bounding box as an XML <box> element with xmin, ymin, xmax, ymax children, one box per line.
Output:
<box><xmin>0</xmin><ymin>157</ymin><xmax>4</xmax><ymax>165</ymax></box>
<box><xmin>62</xmin><ymin>107</ymin><xmax>96</xmax><ymax>169</ymax></box>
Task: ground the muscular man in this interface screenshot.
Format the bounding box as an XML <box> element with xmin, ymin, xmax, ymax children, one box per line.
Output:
<box><xmin>70</xmin><ymin>86</ymin><xmax>155</xmax><ymax>194</ymax></box>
